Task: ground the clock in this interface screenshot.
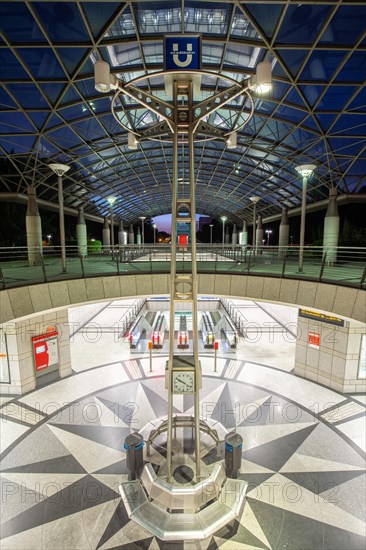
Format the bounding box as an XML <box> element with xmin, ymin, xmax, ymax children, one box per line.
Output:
<box><xmin>172</xmin><ymin>371</ymin><xmax>195</xmax><ymax>394</ymax></box>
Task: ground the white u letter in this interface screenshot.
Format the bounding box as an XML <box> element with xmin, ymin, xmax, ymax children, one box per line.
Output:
<box><xmin>172</xmin><ymin>43</ymin><xmax>193</xmax><ymax>68</ymax></box>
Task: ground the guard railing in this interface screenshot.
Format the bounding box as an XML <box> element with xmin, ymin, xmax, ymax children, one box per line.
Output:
<box><xmin>0</xmin><ymin>244</ymin><xmax>365</xmax><ymax>290</ymax></box>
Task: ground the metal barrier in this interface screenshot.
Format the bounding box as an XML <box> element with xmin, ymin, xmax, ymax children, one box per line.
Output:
<box><xmin>0</xmin><ymin>244</ymin><xmax>365</xmax><ymax>289</ymax></box>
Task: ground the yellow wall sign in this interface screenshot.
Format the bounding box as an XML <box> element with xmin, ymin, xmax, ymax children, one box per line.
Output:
<box><xmin>299</xmin><ymin>309</ymin><xmax>345</xmax><ymax>327</ymax></box>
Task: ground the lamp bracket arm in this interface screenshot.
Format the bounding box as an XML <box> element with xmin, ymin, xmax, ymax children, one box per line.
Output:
<box><xmin>118</xmin><ymin>82</ymin><xmax>174</xmax><ymax>127</ymax></box>
<box><xmin>192</xmin><ymin>82</ymin><xmax>244</xmax><ymax>126</ymax></box>
<box><xmin>191</xmin><ymin>120</ymin><xmax>228</xmax><ymax>140</ymax></box>
<box><xmin>138</xmin><ymin>120</ymin><xmax>173</xmax><ymax>141</ymax></box>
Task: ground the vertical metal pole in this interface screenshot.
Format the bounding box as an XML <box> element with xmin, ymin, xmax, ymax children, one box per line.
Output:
<box><xmin>110</xmin><ymin>204</ymin><xmax>115</xmax><ymax>260</ymax></box>
<box><xmin>299</xmin><ymin>176</ymin><xmax>307</xmax><ymax>272</ymax></box>
<box><xmin>149</xmin><ymin>347</ymin><xmax>152</xmax><ymax>372</ymax></box>
<box><xmin>58</xmin><ymin>175</ymin><xmax>66</xmax><ymax>273</ymax></box>
<box><xmin>252</xmin><ymin>202</ymin><xmax>257</xmax><ymax>255</ymax></box>
<box><xmin>222</xmin><ymin>221</ymin><xmax>225</xmax><ymax>247</ymax></box>
<box><xmin>189</xmin><ymin>122</ymin><xmax>201</xmax><ymax>480</ymax></box>
<box><xmin>214</xmin><ymin>347</ymin><xmax>217</xmax><ymax>372</ymax></box>
<box><xmin>167</xmin><ymin>121</ymin><xmax>179</xmax><ymax>481</ymax></box>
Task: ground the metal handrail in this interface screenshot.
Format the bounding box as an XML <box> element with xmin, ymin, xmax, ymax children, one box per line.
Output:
<box><xmin>0</xmin><ymin>245</ymin><xmax>365</xmax><ymax>290</ymax></box>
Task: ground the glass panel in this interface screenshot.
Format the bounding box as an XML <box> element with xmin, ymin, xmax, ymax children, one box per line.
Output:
<box><xmin>300</xmin><ymin>51</ymin><xmax>348</xmax><ymax>81</ymax></box>
<box><xmin>300</xmin><ymin>85</ymin><xmax>325</xmax><ymax>107</ymax></box>
<box><xmin>39</xmin><ymin>83</ymin><xmax>66</xmax><ymax>104</ymax></box>
<box><xmin>84</xmin><ymin>2</ymin><xmax>123</xmax><ymax>38</ymax></box>
<box><xmin>245</xmin><ymin>4</ymin><xmax>283</xmax><ymax>38</ymax></box>
<box><xmin>336</xmin><ymin>52</ymin><xmax>366</xmax><ymax>83</ymax></box>
<box><xmin>184</xmin><ymin>5</ymin><xmax>231</xmax><ymax>35</ymax></box>
<box><xmin>0</xmin><ymin>2</ymin><xmax>46</xmax><ymax>43</ymax></box>
<box><xmin>17</xmin><ymin>47</ymin><xmax>66</xmax><ymax>79</ymax></box>
<box><xmin>0</xmin><ymin>49</ymin><xmax>29</xmax><ymax>79</ymax></box>
<box><xmin>318</xmin><ymin>85</ymin><xmax>357</xmax><ymax>111</ymax></box>
<box><xmin>230</xmin><ymin>9</ymin><xmax>261</xmax><ymax>40</ymax></box>
<box><xmin>319</xmin><ymin>6</ymin><xmax>366</xmax><ymax>45</ymax></box>
<box><xmin>32</xmin><ymin>2</ymin><xmax>90</xmax><ymax>42</ymax></box>
<box><xmin>278</xmin><ymin>49</ymin><xmax>310</xmax><ymax>78</ymax></box>
<box><xmin>56</xmin><ymin>47</ymin><xmax>88</xmax><ymax>74</ymax></box>
<box><xmin>0</xmin><ymin>112</ymin><xmax>35</xmax><ymax>133</ymax></box>
<box><xmin>276</xmin><ymin>4</ymin><xmax>332</xmax><ymax>44</ymax></box>
<box><xmin>136</xmin><ymin>3</ymin><xmax>181</xmax><ymax>35</ymax></box>
<box><xmin>28</xmin><ymin>112</ymin><xmax>49</xmax><ymax>129</ymax></box>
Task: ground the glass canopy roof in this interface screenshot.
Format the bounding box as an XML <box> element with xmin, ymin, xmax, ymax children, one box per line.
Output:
<box><xmin>0</xmin><ymin>1</ymin><xmax>365</xmax><ymax>224</ymax></box>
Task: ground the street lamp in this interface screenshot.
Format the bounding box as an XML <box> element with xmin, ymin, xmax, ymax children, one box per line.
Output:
<box><xmin>249</xmin><ymin>196</ymin><xmax>260</xmax><ymax>254</ymax></box>
<box><xmin>153</xmin><ymin>223</ymin><xmax>157</xmax><ymax>244</ymax></box>
<box><xmin>295</xmin><ymin>164</ymin><xmax>316</xmax><ymax>272</ymax></box>
<box><xmin>49</xmin><ymin>163</ymin><xmax>70</xmax><ymax>272</ymax></box>
<box><xmin>107</xmin><ymin>196</ymin><xmax>116</xmax><ymax>259</ymax></box>
<box><xmin>209</xmin><ymin>224</ymin><xmax>214</xmax><ymax>244</ymax></box>
<box><xmin>139</xmin><ymin>216</ymin><xmax>146</xmax><ymax>247</ymax></box>
<box><xmin>221</xmin><ymin>216</ymin><xmax>227</xmax><ymax>247</ymax></box>
<box><xmin>265</xmin><ymin>229</ymin><xmax>272</xmax><ymax>246</ymax></box>
<box><xmin>47</xmin><ymin>234</ymin><xmax>52</xmax><ymax>244</ymax></box>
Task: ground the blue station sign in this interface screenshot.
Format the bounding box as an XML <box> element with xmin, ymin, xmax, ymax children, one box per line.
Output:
<box><xmin>165</xmin><ymin>35</ymin><xmax>201</xmax><ymax>71</ymax></box>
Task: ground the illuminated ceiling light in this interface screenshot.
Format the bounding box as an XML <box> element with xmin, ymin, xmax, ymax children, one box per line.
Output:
<box><xmin>94</xmin><ymin>60</ymin><xmax>117</xmax><ymax>93</ymax></box>
<box><xmin>128</xmin><ymin>131</ymin><xmax>138</xmax><ymax>150</ymax></box>
<box><xmin>226</xmin><ymin>131</ymin><xmax>237</xmax><ymax>149</ymax></box>
<box><xmin>250</xmin><ymin>60</ymin><xmax>272</xmax><ymax>94</ymax></box>
<box><xmin>107</xmin><ymin>196</ymin><xmax>116</xmax><ymax>205</ymax></box>
<box><xmin>295</xmin><ymin>164</ymin><xmax>316</xmax><ymax>178</ymax></box>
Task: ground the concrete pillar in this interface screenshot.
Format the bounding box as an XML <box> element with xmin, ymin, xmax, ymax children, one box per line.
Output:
<box><xmin>26</xmin><ymin>185</ymin><xmax>43</xmax><ymax>266</ymax></box>
<box><xmin>295</xmin><ymin>314</ymin><xmax>365</xmax><ymax>393</ymax></box>
<box><xmin>278</xmin><ymin>206</ymin><xmax>289</xmax><ymax>257</ymax></box>
<box><xmin>232</xmin><ymin>224</ymin><xmax>238</xmax><ymax>245</ymax></box>
<box><xmin>1</xmin><ymin>310</ymin><xmax>71</xmax><ymax>395</ymax></box>
<box><xmin>225</xmin><ymin>226</ymin><xmax>230</xmax><ymax>244</ymax></box>
<box><xmin>118</xmin><ymin>220</ymin><xmax>124</xmax><ymax>246</ymax></box>
<box><xmin>128</xmin><ymin>224</ymin><xmax>134</xmax><ymax>244</ymax></box>
<box><xmin>76</xmin><ymin>206</ymin><xmax>87</xmax><ymax>257</ymax></box>
<box><xmin>102</xmin><ymin>217</ymin><xmax>110</xmax><ymax>251</ymax></box>
<box><xmin>323</xmin><ymin>188</ymin><xmax>339</xmax><ymax>265</ymax></box>
<box><xmin>136</xmin><ymin>226</ymin><xmax>141</xmax><ymax>245</ymax></box>
<box><xmin>256</xmin><ymin>215</ymin><xmax>263</xmax><ymax>253</ymax></box>
<box><xmin>241</xmin><ymin>221</ymin><xmax>248</xmax><ymax>246</ymax></box>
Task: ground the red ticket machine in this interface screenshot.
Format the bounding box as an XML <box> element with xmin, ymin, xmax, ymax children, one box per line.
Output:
<box><xmin>32</xmin><ymin>330</ymin><xmax>59</xmax><ymax>378</ymax></box>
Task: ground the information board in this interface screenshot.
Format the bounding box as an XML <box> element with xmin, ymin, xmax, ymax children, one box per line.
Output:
<box><xmin>299</xmin><ymin>308</ymin><xmax>344</xmax><ymax>327</ymax></box>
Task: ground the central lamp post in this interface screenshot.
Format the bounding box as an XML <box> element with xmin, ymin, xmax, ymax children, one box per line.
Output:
<box><xmin>107</xmin><ymin>196</ymin><xmax>116</xmax><ymax>260</ymax></box>
<box><xmin>295</xmin><ymin>164</ymin><xmax>316</xmax><ymax>272</ymax></box>
<box><xmin>94</xmin><ymin>55</ymin><xmax>272</xmax><ymax>482</ymax></box>
<box><xmin>153</xmin><ymin>223</ymin><xmax>157</xmax><ymax>244</ymax></box>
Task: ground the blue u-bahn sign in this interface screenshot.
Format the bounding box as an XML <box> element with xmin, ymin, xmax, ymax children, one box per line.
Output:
<box><xmin>165</xmin><ymin>35</ymin><xmax>201</xmax><ymax>71</ymax></box>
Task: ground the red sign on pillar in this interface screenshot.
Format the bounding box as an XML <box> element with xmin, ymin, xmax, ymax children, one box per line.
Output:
<box><xmin>214</xmin><ymin>341</ymin><xmax>219</xmax><ymax>351</ymax></box>
<box><xmin>308</xmin><ymin>331</ymin><xmax>320</xmax><ymax>349</ymax></box>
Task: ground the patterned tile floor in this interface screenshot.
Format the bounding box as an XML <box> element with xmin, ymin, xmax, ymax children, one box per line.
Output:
<box><xmin>0</xmin><ymin>301</ymin><xmax>365</xmax><ymax>549</ymax></box>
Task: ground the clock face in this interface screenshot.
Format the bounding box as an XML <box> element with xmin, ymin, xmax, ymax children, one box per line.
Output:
<box><xmin>172</xmin><ymin>372</ymin><xmax>195</xmax><ymax>393</ymax></box>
